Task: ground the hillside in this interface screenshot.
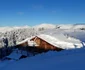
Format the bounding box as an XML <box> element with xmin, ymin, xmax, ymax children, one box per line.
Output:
<box><xmin>0</xmin><ymin>24</ymin><xmax>85</xmax><ymax>70</ymax></box>
<box><xmin>0</xmin><ymin>23</ymin><xmax>85</xmax><ymax>48</ymax></box>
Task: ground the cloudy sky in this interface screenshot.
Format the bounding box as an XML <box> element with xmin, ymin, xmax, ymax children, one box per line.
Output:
<box><xmin>0</xmin><ymin>0</ymin><xmax>85</xmax><ymax>26</ymax></box>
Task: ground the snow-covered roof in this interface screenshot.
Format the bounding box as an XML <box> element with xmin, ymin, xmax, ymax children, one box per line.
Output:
<box><xmin>16</xmin><ymin>37</ymin><xmax>38</xmax><ymax>46</ymax></box>
<box><xmin>37</xmin><ymin>34</ymin><xmax>83</xmax><ymax>49</ymax></box>
<box><xmin>28</xmin><ymin>41</ymin><xmax>39</xmax><ymax>46</ymax></box>
<box><xmin>16</xmin><ymin>38</ymin><xmax>30</xmax><ymax>45</ymax></box>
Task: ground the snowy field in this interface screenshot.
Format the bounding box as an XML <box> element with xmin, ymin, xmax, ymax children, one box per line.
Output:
<box><xmin>0</xmin><ymin>48</ymin><xmax>85</xmax><ymax>70</ymax></box>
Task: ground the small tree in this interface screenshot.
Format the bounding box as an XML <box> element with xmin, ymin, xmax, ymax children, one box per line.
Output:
<box><xmin>39</xmin><ymin>27</ymin><xmax>44</xmax><ymax>31</ymax></box>
<box><xmin>13</xmin><ymin>33</ymin><xmax>16</xmax><ymax>46</ymax></box>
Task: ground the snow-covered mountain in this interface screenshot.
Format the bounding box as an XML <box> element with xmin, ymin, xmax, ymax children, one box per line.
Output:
<box><xmin>56</xmin><ymin>24</ymin><xmax>74</xmax><ymax>29</ymax></box>
<box><xmin>0</xmin><ymin>24</ymin><xmax>85</xmax><ymax>33</ymax></box>
<box><xmin>72</xmin><ymin>24</ymin><xmax>85</xmax><ymax>29</ymax></box>
<box><xmin>33</xmin><ymin>23</ymin><xmax>56</xmax><ymax>30</ymax></box>
<box><xmin>56</xmin><ymin>24</ymin><xmax>85</xmax><ymax>29</ymax></box>
<box><xmin>33</xmin><ymin>23</ymin><xmax>85</xmax><ymax>30</ymax></box>
<box><xmin>0</xmin><ymin>25</ymin><xmax>30</xmax><ymax>33</ymax></box>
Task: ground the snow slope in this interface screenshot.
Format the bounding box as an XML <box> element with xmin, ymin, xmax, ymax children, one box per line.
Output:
<box><xmin>72</xmin><ymin>24</ymin><xmax>85</xmax><ymax>29</ymax></box>
<box><xmin>58</xmin><ymin>24</ymin><xmax>74</xmax><ymax>29</ymax></box>
<box><xmin>63</xmin><ymin>29</ymin><xmax>85</xmax><ymax>42</ymax></box>
<box><xmin>40</xmin><ymin>28</ymin><xmax>85</xmax><ymax>42</ymax></box>
<box><xmin>1</xmin><ymin>48</ymin><xmax>85</xmax><ymax>70</ymax></box>
<box><xmin>57</xmin><ymin>24</ymin><xmax>85</xmax><ymax>29</ymax></box>
<box><xmin>6</xmin><ymin>50</ymin><xmax>22</xmax><ymax>60</ymax></box>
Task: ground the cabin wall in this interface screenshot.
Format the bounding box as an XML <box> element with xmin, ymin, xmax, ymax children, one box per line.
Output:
<box><xmin>15</xmin><ymin>41</ymin><xmax>28</xmax><ymax>51</ymax></box>
<box><xmin>31</xmin><ymin>37</ymin><xmax>62</xmax><ymax>51</ymax></box>
<box><xmin>18</xmin><ymin>41</ymin><xmax>28</xmax><ymax>47</ymax></box>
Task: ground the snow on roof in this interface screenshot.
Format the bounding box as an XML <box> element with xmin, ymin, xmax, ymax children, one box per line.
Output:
<box><xmin>16</xmin><ymin>38</ymin><xmax>30</xmax><ymax>45</ymax></box>
<box><xmin>16</xmin><ymin>37</ymin><xmax>38</xmax><ymax>46</ymax></box>
<box><xmin>28</xmin><ymin>41</ymin><xmax>39</xmax><ymax>46</ymax></box>
<box><xmin>37</xmin><ymin>34</ymin><xmax>83</xmax><ymax>49</ymax></box>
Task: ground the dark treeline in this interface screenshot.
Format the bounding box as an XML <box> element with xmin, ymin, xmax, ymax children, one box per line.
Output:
<box><xmin>0</xmin><ymin>37</ymin><xmax>15</xmax><ymax>59</ymax></box>
<box><xmin>0</xmin><ymin>47</ymin><xmax>14</xmax><ymax>59</ymax></box>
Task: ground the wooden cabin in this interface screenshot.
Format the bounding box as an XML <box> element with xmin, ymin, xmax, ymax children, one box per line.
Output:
<box><xmin>15</xmin><ymin>38</ymin><xmax>46</xmax><ymax>53</ymax></box>
<box><xmin>15</xmin><ymin>34</ymin><xmax>83</xmax><ymax>52</ymax></box>
<box><xmin>16</xmin><ymin>41</ymin><xmax>28</xmax><ymax>47</ymax></box>
<box><xmin>30</xmin><ymin>35</ymin><xmax>63</xmax><ymax>51</ymax></box>
<box><xmin>15</xmin><ymin>40</ymin><xmax>28</xmax><ymax>51</ymax></box>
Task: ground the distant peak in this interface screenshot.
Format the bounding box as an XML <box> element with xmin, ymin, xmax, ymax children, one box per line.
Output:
<box><xmin>33</xmin><ymin>23</ymin><xmax>56</xmax><ymax>29</ymax></box>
